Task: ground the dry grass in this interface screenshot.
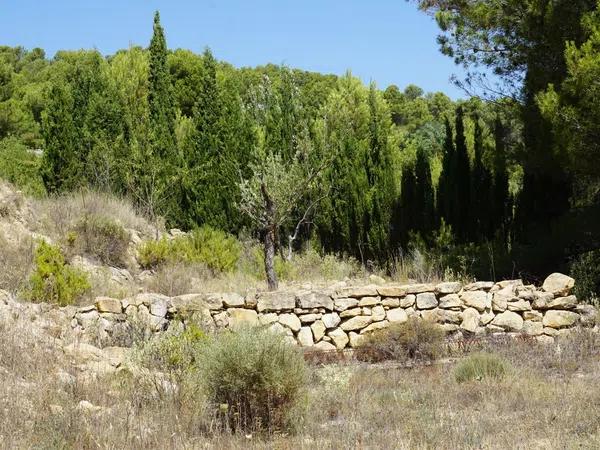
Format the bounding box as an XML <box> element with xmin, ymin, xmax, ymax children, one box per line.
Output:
<box><xmin>1</xmin><ymin>321</ymin><xmax>600</xmax><ymax>448</ymax></box>
<box><xmin>30</xmin><ymin>189</ymin><xmax>159</xmax><ymax>241</ymax></box>
<box><xmin>0</xmin><ymin>233</ymin><xmax>35</xmax><ymax>294</ymax></box>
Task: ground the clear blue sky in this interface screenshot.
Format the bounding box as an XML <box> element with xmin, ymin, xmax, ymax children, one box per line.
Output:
<box><xmin>0</xmin><ymin>0</ymin><xmax>466</xmax><ymax>98</ymax></box>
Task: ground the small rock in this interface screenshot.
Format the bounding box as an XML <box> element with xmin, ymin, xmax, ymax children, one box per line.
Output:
<box><xmin>460</xmin><ymin>291</ymin><xmax>490</xmax><ymax>312</ymax></box>
<box><xmin>95</xmin><ymin>297</ymin><xmax>122</xmax><ymax>314</ymax></box>
<box><xmin>371</xmin><ymin>305</ymin><xmax>386</xmax><ymax>321</ymax></box>
<box><xmin>382</xmin><ymin>297</ymin><xmax>400</xmax><ymax>308</ymax></box>
<box><xmin>436</xmin><ymin>282</ymin><xmax>462</xmax><ymax>294</ymax></box>
<box><xmin>507</xmin><ymin>299</ymin><xmax>532</xmax><ymax>312</ymax></box>
<box><xmin>299</xmin><ymin>313</ymin><xmax>320</xmax><ymax>324</ymax></box>
<box><xmin>400</xmin><ymin>294</ymin><xmax>416</xmax><ymax>308</ymax></box>
<box><xmin>358</xmin><ymin>296</ymin><xmax>381</xmax><ymax>307</ymax></box>
<box><xmin>377</xmin><ymin>285</ymin><xmax>407</xmax><ymax>297</ymax></box>
<box><xmin>334</xmin><ymin>298</ymin><xmax>359</xmax><ymax>312</ymax></box>
<box><xmin>438</xmin><ymin>294</ymin><xmax>461</xmax><ymax>309</ymax></box>
<box><xmin>311</xmin><ymin>320</ymin><xmax>326</xmax><ymax>342</ymax></box>
<box><xmin>386</xmin><ymin>308</ymin><xmax>408</xmax><ymax>324</ymax></box>
<box><xmin>542</xmin><ymin>310</ymin><xmax>579</xmax><ymax>329</ymax></box>
<box><xmin>322</xmin><ymin>312</ymin><xmax>341</xmax><ymax>329</ymax></box>
<box><xmin>297</xmin><ymin>327</ymin><xmax>314</xmax><ymax>347</ymax></box>
<box><xmin>340</xmin><ymin>315</ymin><xmax>372</xmax><ymax>331</ymax></box>
<box><xmin>328</xmin><ymin>328</ymin><xmax>349</xmax><ymax>349</ymax></box>
<box><xmin>314</xmin><ymin>341</ymin><xmax>336</xmax><ymax>351</ymax></box>
<box><xmin>297</xmin><ymin>292</ymin><xmax>333</xmax><ymax>310</ymax></box>
<box><xmin>491</xmin><ymin>310</ymin><xmax>523</xmax><ymax>331</ymax></box>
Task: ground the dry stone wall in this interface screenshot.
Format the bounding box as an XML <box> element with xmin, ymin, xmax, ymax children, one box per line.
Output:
<box><xmin>72</xmin><ymin>273</ymin><xmax>597</xmax><ymax>349</ymax></box>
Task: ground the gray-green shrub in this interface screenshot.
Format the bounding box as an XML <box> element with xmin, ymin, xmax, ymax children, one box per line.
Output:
<box><xmin>355</xmin><ymin>318</ymin><xmax>445</xmax><ymax>363</ymax></box>
<box><xmin>197</xmin><ymin>327</ymin><xmax>308</xmax><ymax>433</ymax></box>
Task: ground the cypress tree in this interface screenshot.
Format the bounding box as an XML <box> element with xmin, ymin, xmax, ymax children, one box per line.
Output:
<box><xmin>470</xmin><ymin>116</ymin><xmax>493</xmax><ymax>240</ymax></box>
<box><xmin>437</xmin><ymin>117</ymin><xmax>454</xmax><ymax>231</ymax></box>
<box><xmin>414</xmin><ymin>146</ymin><xmax>435</xmax><ymax>238</ymax></box>
<box><xmin>399</xmin><ymin>160</ymin><xmax>417</xmax><ymax>246</ymax></box>
<box><xmin>454</xmin><ymin>106</ymin><xmax>471</xmax><ymax>241</ymax></box>
<box><xmin>148</xmin><ymin>11</ymin><xmax>176</xmax><ymax>159</ymax></box>
<box><xmin>492</xmin><ymin>116</ymin><xmax>510</xmax><ymax>237</ymax></box>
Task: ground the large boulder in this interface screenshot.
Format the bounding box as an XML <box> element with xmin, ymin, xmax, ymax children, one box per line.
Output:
<box><xmin>542</xmin><ymin>273</ymin><xmax>575</xmax><ymax>296</ymax></box>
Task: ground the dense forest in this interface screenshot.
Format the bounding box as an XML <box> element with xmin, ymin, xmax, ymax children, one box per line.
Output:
<box><xmin>1</xmin><ymin>3</ymin><xmax>600</xmax><ymax>295</ymax></box>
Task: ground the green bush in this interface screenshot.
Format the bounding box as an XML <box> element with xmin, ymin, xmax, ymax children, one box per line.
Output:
<box><xmin>570</xmin><ymin>249</ymin><xmax>600</xmax><ymax>304</ymax></box>
<box><xmin>70</xmin><ymin>215</ymin><xmax>130</xmax><ymax>267</ymax></box>
<box><xmin>355</xmin><ymin>318</ymin><xmax>445</xmax><ymax>363</ymax></box>
<box><xmin>27</xmin><ymin>241</ymin><xmax>90</xmax><ymax>306</ymax></box>
<box><xmin>454</xmin><ymin>352</ymin><xmax>509</xmax><ymax>383</ymax></box>
<box><xmin>137</xmin><ymin>225</ymin><xmax>241</xmax><ymax>273</ymax></box>
<box><xmin>197</xmin><ymin>327</ymin><xmax>308</xmax><ymax>433</ymax></box>
<box><xmin>0</xmin><ymin>137</ymin><xmax>46</xmax><ymax>197</ymax></box>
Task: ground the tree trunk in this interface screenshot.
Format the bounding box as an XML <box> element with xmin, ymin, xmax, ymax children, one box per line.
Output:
<box><xmin>260</xmin><ymin>182</ymin><xmax>278</xmax><ymax>291</ymax></box>
<box><xmin>264</xmin><ymin>226</ymin><xmax>278</xmax><ymax>291</ymax></box>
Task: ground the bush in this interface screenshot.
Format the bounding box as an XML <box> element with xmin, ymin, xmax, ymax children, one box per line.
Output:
<box><xmin>137</xmin><ymin>226</ymin><xmax>241</xmax><ymax>274</ymax></box>
<box><xmin>27</xmin><ymin>241</ymin><xmax>90</xmax><ymax>306</ymax></box>
<box><xmin>454</xmin><ymin>352</ymin><xmax>509</xmax><ymax>383</ymax></box>
<box><xmin>355</xmin><ymin>318</ymin><xmax>445</xmax><ymax>363</ymax></box>
<box><xmin>69</xmin><ymin>215</ymin><xmax>130</xmax><ymax>267</ymax></box>
<box><xmin>197</xmin><ymin>327</ymin><xmax>308</xmax><ymax>433</ymax></box>
<box><xmin>570</xmin><ymin>249</ymin><xmax>600</xmax><ymax>304</ymax></box>
<box><xmin>0</xmin><ymin>234</ymin><xmax>35</xmax><ymax>294</ymax></box>
<box><xmin>0</xmin><ymin>137</ymin><xmax>46</xmax><ymax>197</ymax></box>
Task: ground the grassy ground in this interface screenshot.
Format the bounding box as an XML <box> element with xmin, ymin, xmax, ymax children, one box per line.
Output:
<box><xmin>1</xmin><ymin>320</ymin><xmax>599</xmax><ymax>449</ymax></box>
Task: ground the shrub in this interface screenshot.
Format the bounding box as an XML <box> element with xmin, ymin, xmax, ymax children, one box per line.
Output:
<box><xmin>454</xmin><ymin>352</ymin><xmax>509</xmax><ymax>383</ymax></box>
<box><xmin>570</xmin><ymin>249</ymin><xmax>600</xmax><ymax>304</ymax></box>
<box><xmin>137</xmin><ymin>226</ymin><xmax>241</xmax><ymax>273</ymax></box>
<box><xmin>355</xmin><ymin>318</ymin><xmax>445</xmax><ymax>363</ymax></box>
<box><xmin>197</xmin><ymin>327</ymin><xmax>308</xmax><ymax>433</ymax></box>
<box><xmin>69</xmin><ymin>215</ymin><xmax>130</xmax><ymax>267</ymax></box>
<box><xmin>27</xmin><ymin>241</ymin><xmax>90</xmax><ymax>306</ymax></box>
<box><xmin>0</xmin><ymin>234</ymin><xmax>35</xmax><ymax>294</ymax></box>
<box><xmin>138</xmin><ymin>238</ymin><xmax>171</xmax><ymax>269</ymax></box>
<box><xmin>0</xmin><ymin>138</ymin><xmax>46</xmax><ymax>197</ymax></box>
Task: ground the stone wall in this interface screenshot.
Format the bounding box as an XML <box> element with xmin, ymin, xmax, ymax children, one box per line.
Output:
<box><xmin>72</xmin><ymin>273</ymin><xmax>598</xmax><ymax>349</ymax></box>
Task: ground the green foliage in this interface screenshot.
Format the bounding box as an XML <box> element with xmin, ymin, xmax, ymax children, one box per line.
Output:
<box><xmin>0</xmin><ymin>137</ymin><xmax>45</xmax><ymax>196</ymax></box>
<box><xmin>197</xmin><ymin>327</ymin><xmax>308</xmax><ymax>433</ymax></box>
<box><xmin>570</xmin><ymin>249</ymin><xmax>600</xmax><ymax>304</ymax></box>
<box><xmin>137</xmin><ymin>324</ymin><xmax>207</xmax><ymax>372</ymax></box>
<box><xmin>355</xmin><ymin>318</ymin><xmax>445</xmax><ymax>363</ymax></box>
<box><xmin>454</xmin><ymin>352</ymin><xmax>509</xmax><ymax>384</ymax></box>
<box><xmin>27</xmin><ymin>240</ymin><xmax>90</xmax><ymax>306</ymax></box>
<box><xmin>137</xmin><ymin>226</ymin><xmax>241</xmax><ymax>273</ymax></box>
<box><xmin>69</xmin><ymin>215</ymin><xmax>130</xmax><ymax>267</ymax></box>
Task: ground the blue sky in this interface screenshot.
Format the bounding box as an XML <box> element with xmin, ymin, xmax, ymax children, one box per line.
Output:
<box><xmin>0</xmin><ymin>0</ymin><xmax>466</xmax><ymax>98</ymax></box>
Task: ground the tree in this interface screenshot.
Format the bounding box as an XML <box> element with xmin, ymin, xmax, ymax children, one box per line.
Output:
<box><xmin>469</xmin><ymin>115</ymin><xmax>493</xmax><ymax>239</ymax></box>
<box><xmin>238</xmin><ymin>145</ymin><xmax>326</xmax><ymax>290</ymax></box>
<box><xmin>454</xmin><ymin>106</ymin><xmax>471</xmax><ymax>241</ymax></box>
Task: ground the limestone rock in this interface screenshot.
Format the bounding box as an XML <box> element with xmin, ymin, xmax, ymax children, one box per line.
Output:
<box><xmin>523</xmin><ymin>321</ymin><xmax>543</xmax><ymax>336</ymax></box>
<box><xmin>297</xmin><ymin>291</ymin><xmax>333</xmax><ymax>310</ymax></box>
<box><xmin>311</xmin><ymin>320</ymin><xmax>326</xmax><ymax>342</ymax></box>
<box><xmin>491</xmin><ymin>311</ymin><xmax>523</xmax><ymax>331</ymax></box>
<box><xmin>213</xmin><ymin>311</ymin><xmax>229</xmax><ymax>328</ymax></box>
<box><xmin>349</xmin><ymin>332</ymin><xmax>364</xmax><ymax>348</ymax></box>
<box><xmin>542</xmin><ymin>310</ymin><xmax>579</xmax><ymax>329</ymax></box>
<box><xmin>480</xmin><ymin>311</ymin><xmax>495</xmax><ymax>326</ymax></box>
<box><xmin>228</xmin><ymin>309</ymin><xmax>259</xmax><ymax>328</ymax></box>
<box><xmin>421</xmin><ymin>308</ymin><xmax>443</xmax><ymax>323</ymax></box>
<box><xmin>278</xmin><ymin>313</ymin><xmax>302</xmax><ymax>332</ymax></box>
<box><xmin>172</xmin><ymin>294</ymin><xmax>215</xmax><ymax>311</ymax></box>
<box><xmin>297</xmin><ymin>327</ymin><xmax>314</xmax><ymax>347</ymax></box>
<box><xmin>416</xmin><ymin>292</ymin><xmax>438</xmax><ymax>310</ymax></box>
<box><xmin>257</xmin><ymin>292</ymin><xmax>296</xmax><ymax>312</ymax></box>
<box><xmin>328</xmin><ymin>328</ymin><xmax>349</xmax><ymax>349</ymax></box>
<box><xmin>492</xmin><ymin>292</ymin><xmax>509</xmax><ymax>312</ymax></box>
<box><xmin>371</xmin><ymin>305</ymin><xmax>386</xmax><ymax>322</ymax></box>
<box><xmin>361</xmin><ymin>320</ymin><xmax>389</xmax><ymax>334</ymax></box>
<box><xmin>400</xmin><ymin>294</ymin><xmax>416</xmax><ymax>308</ymax></box>
<box><xmin>382</xmin><ymin>298</ymin><xmax>400</xmax><ymax>308</ymax></box>
<box><xmin>340</xmin><ymin>315</ymin><xmax>372</xmax><ymax>332</ymax></box>
<box><xmin>258</xmin><ymin>313</ymin><xmax>278</xmax><ymax>325</ymax></box>
<box><xmin>337</xmin><ymin>285</ymin><xmax>378</xmax><ymax>298</ymax></box>
<box><xmin>387</xmin><ymin>308</ymin><xmax>408</xmax><ymax>324</ymax></box>
<box><xmin>542</xmin><ymin>273</ymin><xmax>575</xmax><ymax>296</ymax></box>
<box><xmin>95</xmin><ymin>297</ymin><xmax>122</xmax><ymax>314</ymax></box>
<box><xmin>403</xmin><ymin>283</ymin><xmax>436</xmax><ymax>294</ymax></box>
<box><xmin>299</xmin><ymin>313</ymin><xmax>320</xmax><ymax>324</ymax></box>
<box><xmin>314</xmin><ymin>341</ymin><xmax>336</xmax><ymax>351</ymax></box>
<box><xmin>358</xmin><ymin>296</ymin><xmax>380</xmax><ymax>307</ymax></box>
<box><xmin>377</xmin><ymin>285</ymin><xmax>407</xmax><ymax>297</ymax></box>
<box><xmin>532</xmin><ymin>292</ymin><xmax>555</xmax><ymax>310</ymax></box>
<box><xmin>222</xmin><ymin>293</ymin><xmax>245</xmax><ymax>308</ymax></box>
<box><xmin>322</xmin><ymin>312</ymin><xmax>341</xmax><ymax>329</ymax></box>
<box><xmin>334</xmin><ymin>298</ymin><xmax>359</xmax><ymax>312</ymax></box>
<box><xmin>340</xmin><ymin>308</ymin><xmax>362</xmax><ymax>318</ymax></box>
<box><xmin>460</xmin><ymin>308</ymin><xmax>480</xmax><ymax>333</ymax></box>
<box><xmin>463</xmin><ymin>281</ymin><xmax>495</xmax><ymax>291</ymax></box>
<box><xmin>523</xmin><ymin>310</ymin><xmax>543</xmax><ymax>322</ymax></box>
<box><xmin>438</xmin><ymin>294</ymin><xmax>461</xmax><ymax>310</ymax></box>
<box><xmin>436</xmin><ymin>282</ymin><xmax>462</xmax><ymax>294</ymax></box>
<box><xmin>149</xmin><ymin>298</ymin><xmax>168</xmax><ymax>318</ymax></box>
<box><xmin>507</xmin><ymin>299</ymin><xmax>532</xmax><ymax>312</ymax></box>
<box><xmin>460</xmin><ymin>291</ymin><xmax>490</xmax><ymax>312</ymax></box>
